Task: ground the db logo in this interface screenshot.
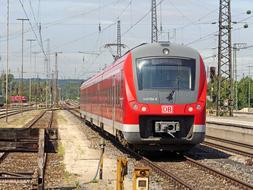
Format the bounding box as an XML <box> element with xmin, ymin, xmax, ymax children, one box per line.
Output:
<box><xmin>161</xmin><ymin>105</ymin><xmax>174</xmax><ymax>113</ymax></box>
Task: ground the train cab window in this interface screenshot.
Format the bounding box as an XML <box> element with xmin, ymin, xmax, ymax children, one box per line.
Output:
<box><xmin>136</xmin><ymin>58</ymin><xmax>196</xmax><ymax>91</ymax></box>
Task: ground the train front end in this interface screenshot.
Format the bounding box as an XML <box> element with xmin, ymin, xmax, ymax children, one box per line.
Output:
<box><xmin>123</xmin><ymin>43</ymin><xmax>207</xmax><ymax>151</ymax></box>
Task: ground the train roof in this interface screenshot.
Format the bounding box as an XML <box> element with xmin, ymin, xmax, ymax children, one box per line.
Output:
<box><xmin>130</xmin><ymin>42</ymin><xmax>199</xmax><ymax>59</ymax></box>
<box><xmin>80</xmin><ymin>42</ymin><xmax>200</xmax><ymax>89</ymax></box>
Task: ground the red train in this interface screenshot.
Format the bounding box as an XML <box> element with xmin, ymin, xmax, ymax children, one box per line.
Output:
<box><xmin>80</xmin><ymin>42</ymin><xmax>207</xmax><ymax>151</ymax></box>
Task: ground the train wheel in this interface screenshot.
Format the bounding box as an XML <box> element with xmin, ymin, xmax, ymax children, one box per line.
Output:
<box><xmin>116</xmin><ymin>130</ymin><xmax>128</xmax><ymax>147</ymax></box>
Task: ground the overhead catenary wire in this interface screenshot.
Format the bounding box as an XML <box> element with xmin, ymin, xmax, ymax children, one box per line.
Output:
<box><xmin>28</xmin><ymin>0</ymin><xmax>39</xmax><ymax>26</ymax></box>
<box><xmin>0</xmin><ymin>0</ymin><xmax>120</xmax><ymax>43</ymax></box>
<box><xmin>27</xmin><ymin>0</ymin><xmax>45</xmax><ymax>59</ymax></box>
<box><xmin>122</xmin><ymin>0</ymin><xmax>165</xmax><ymax>37</ymax></box>
<box><xmin>18</xmin><ymin>0</ymin><xmax>47</xmax><ymax>58</ymax></box>
<box><xmin>52</xmin><ymin>22</ymin><xmax>116</xmax><ymax>50</ymax></box>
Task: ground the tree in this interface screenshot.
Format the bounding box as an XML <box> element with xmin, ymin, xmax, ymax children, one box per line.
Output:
<box><xmin>207</xmin><ymin>76</ymin><xmax>253</xmax><ymax>110</ymax></box>
<box><xmin>0</xmin><ymin>72</ymin><xmax>14</xmax><ymax>96</ymax></box>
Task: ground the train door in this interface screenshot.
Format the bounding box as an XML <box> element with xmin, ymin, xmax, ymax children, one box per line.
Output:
<box><xmin>100</xmin><ymin>77</ymin><xmax>103</xmax><ymax>130</ymax></box>
<box><xmin>112</xmin><ymin>75</ymin><xmax>116</xmax><ymax>135</ymax></box>
<box><xmin>97</xmin><ymin>83</ymin><xmax>100</xmax><ymax>126</ymax></box>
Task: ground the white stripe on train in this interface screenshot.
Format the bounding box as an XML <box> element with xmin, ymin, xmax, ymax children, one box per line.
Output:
<box><xmin>79</xmin><ymin>110</ymin><xmax>205</xmax><ymax>134</ymax></box>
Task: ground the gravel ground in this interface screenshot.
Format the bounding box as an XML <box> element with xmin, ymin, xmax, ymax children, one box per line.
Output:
<box><xmin>61</xmin><ymin>110</ymin><xmax>253</xmax><ymax>190</ymax></box>
<box><xmin>57</xmin><ymin>110</ymin><xmax>164</xmax><ymax>190</ymax></box>
<box><xmin>2</xmin><ymin>109</ymin><xmax>252</xmax><ymax>190</ymax></box>
<box><xmin>0</xmin><ymin>111</ymin><xmax>64</xmax><ymax>189</ymax></box>
<box><xmin>188</xmin><ymin>145</ymin><xmax>253</xmax><ymax>186</ymax></box>
<box><xmin>0</xmin><ymin>110</ymin><xmax>42</xmax><ymax>128</ymax></box>
<box><xmin>44</xmin><ymin>111</ymin><xmax>76</xmax><ymax>189</ymax></box>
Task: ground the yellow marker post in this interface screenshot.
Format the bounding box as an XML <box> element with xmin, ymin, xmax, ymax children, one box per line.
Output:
<box><xmin>116</xmin><ymin>157</ymin><xmax>128</xmax><ymax>190</ymax></box>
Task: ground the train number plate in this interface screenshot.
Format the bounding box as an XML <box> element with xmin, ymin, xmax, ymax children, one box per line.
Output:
<box><xmin>161</xmin><ymin>105</ymin><xmax>174</xmax><ymax>113</ymax></box>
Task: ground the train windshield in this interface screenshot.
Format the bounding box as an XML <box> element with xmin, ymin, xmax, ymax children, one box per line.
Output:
<box><xmin>136</xmin><ymin>58</ymin><xmax>195</xmax><ymax>90</ymax></box>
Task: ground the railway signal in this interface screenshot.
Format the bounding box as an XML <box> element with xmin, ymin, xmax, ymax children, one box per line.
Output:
<box><xmin>133</xmin><ymin>168</ymin><xmax>150</xmax><ymax>190</ymax></box>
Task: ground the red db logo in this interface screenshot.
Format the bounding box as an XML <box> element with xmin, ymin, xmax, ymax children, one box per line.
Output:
<box><xmin>161</xmin><ymin>105</ymin><xmax>174</xmax><ymax>113</ymax></box>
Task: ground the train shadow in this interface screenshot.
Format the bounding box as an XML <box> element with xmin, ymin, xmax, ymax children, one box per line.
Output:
<box><xmin>141</xmin><ymin>144</ymin><xmax>231</xmax><ymax>162</ymax></box>
<box><xmin>187</xmin><ymin>144</ymin><xmax>232</xmax><ymax>160</ymax></box>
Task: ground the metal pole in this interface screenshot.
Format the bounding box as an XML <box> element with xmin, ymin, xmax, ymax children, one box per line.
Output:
<box><xmin>117</xmin><ymin>20</ymin><xmax>121</xmax><ymax>57</ymax></box>
<box><xmin>33</xmin><ymin>52</ymin><xmax>38</xmax><ymax>109</ymax></box>
<box><xmin>234</xmin><ymin>49</ymin><xmax>238</xmax><ymax>110</ymax></box>
<box><xmin>17</xmin><ymin>18</ymin><xmax>29</xmax><ymax>114</ymax></box>
<box><xmin>55</xmin><ymin>53</ymin><xmax>58</xmax><ymax>106</ymax></box>
<box><xmin>233</xmin><ymin>43</ymin><xmax>247</xmax><ymax>110</ymax></box>
<box><xmin>46</xmin><ymin>39</ymin><xmax>51</xmax><ymax>107</ymax></box>
<box><xmin>249</xmin><ymin>79</ymin><xmax>251</xmax><ymax>108</ymax></box>
<box><xmin>248</xmin><ymin>66</ymin><xmax>252</xmax><ymax>108</ymax></box>
<box><xmin>54</xmin><ymin>52</ymin><xmax>62</xmax><ymax>106</ymax></box>
<box><xmin>216</xmin><ymin>0</ymin><xmax>233</xmax><ymax>116</ymax></box>
<box><xmin>5</xmin><ymin>0</ymin><xmax>10</xmax><ymax>122</ymax></box>
<box><xmin>27</xmin><ymin>39</ymin><xmax>35</xmax><ymax>108</ymax></box>
<box><xmin>151</xmin><ymin>0</ymin><xmax>158</xmax><ymax>43</ymax></box>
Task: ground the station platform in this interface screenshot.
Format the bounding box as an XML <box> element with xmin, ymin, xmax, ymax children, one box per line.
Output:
<box><xmin>206</xmin><ymin>116</ymin><xmax>253</xmax><ymax>129</ymax></box>
<box><xmin>206</xmin><ymin>116</ymin><xmax>253</xmax><ymax>146</ymax></box>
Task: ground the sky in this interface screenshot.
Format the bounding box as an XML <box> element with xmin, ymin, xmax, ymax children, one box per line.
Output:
<box><xmin>0</xmin><ymin>0</ymin><xmax>252</xmax><ymax>80</ymax></box>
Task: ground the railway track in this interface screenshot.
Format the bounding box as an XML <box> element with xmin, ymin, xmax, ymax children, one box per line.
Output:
<box><xmin>0</xmin><ymin>152</ymin><xmax>9</xmax><ymax>164</ymax></box>
<box><xmin>203</xmin><ymin>135</ymin><xmax>253</xmax><ymax>158</ymax></box>
<box><xmin>0</xmin><ymin>108</ymin><xmax>35</xmax><ymax>119</ymax></box>
<box><xmin>0</xmin><ymin>110</ymin><xmax>54</xmax><ymax>189</ymax></box>
<box><xmin>64</xmin><ymin>103</ymin><xmax>253</xmax><ymax>190</ymax></box>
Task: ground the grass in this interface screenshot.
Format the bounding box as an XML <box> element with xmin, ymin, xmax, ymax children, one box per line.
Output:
<box><xmin>57</xmin><ymin>143</ymin><xmax>65</xmax><ymax>157</ymax></box>
<box><xmin>0</xmin><ymin>110</ymin><xmax>40</xmax><ymax>128</ymax></box>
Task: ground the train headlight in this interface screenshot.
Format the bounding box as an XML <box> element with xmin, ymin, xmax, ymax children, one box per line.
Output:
<box><xmin>188</xmin><ymin>106</ymin><xmax>193</xmax><ymax>112</ymax></box>
<box><xmin>163</xmin><ymin>48</ymin><xmax>170</xmax><ymax>55</ymax></box>
<box><xmin>132</xmin><ymin>104</ymin><xmax>139</xmax><ymax>110</ymax></box>
<box><xmin>141</xmin><ymin>106</ymin><xmax>147</xmax><ymax>112</ymax></box>
<box><xmin>196</xmin><ymin>104</ymin><xmax>201</xmax><ymax>110</ymax></box>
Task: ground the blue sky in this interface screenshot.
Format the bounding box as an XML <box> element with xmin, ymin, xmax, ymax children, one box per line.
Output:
<box><xmin>0</xmin><ymin>0</ymin><xmax>252</xmax><ymax>79</ymax></box>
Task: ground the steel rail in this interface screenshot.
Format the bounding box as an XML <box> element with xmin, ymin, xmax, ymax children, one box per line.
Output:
<box><xmin>205</xmin><ymin>136</ymin><xmax>253</xmax><ymax>149</ymax></box>
<box><xmin>64</xmin><ymin>104</ymin><xmax>193</xmax><ymax>190</ymax></box>
<box><xmin>0</xmin><ymin>152</ymin><xmax>9</xmax><ymax>164</ymax></box>
<box><xmin>0</xmin><ymin>108</ymin><xmax>35</xmax><ymax>119</ymax></box>
<box><xmin>37</xmin><ymin>110</ymin><xmax>54</xmax><ymax>190</ymax></box>
<box><xmin>0</xmin><ymin>111</ymin><xmax>46</xmax><ymax>165</ymax></box>
<box><xmin>66</xmin><ymin>103</ymin><xmax>253</xmax><ymax>190</ymax></box>
<box><xmin>203</xmin><ymin>136</ymin><xmax>253</xmax><ymax>158</ymax></box>
<box><xmin>25</xmin><ymin>110</ymin><xmax>47</xmax><ymax>128</ymax></box>
<box><xmin>185</xmin><ymin>156</ymin><xmax>253</xmax><ymax>190</ymax></box>
<box><xmin>0</xmin><ymin>110</ymin><xmax>53</xmax><ymax>188</ymax></box>
<box><xmin>0</xmin><ymin>172</ymin><xmax>33</xmax><ymax>180</ymax></box>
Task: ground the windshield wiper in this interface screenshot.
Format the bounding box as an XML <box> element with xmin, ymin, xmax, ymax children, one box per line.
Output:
<box><xmin>166</xmin><ymin>90</ymin><xmax>175</xmax><ymax>101</ymax></box>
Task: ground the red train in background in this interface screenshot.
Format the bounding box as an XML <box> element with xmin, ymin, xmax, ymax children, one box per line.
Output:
<box><xmin>10</xmin><ymin>96</ymin><xmax>27</xmax><ymax>103</ymax></box>
<box><xmin>80</xmin><ymin>42</ymin><xmax>207</xmax><ymax>151</ymax></box>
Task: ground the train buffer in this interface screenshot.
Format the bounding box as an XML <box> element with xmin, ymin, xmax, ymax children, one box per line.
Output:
<box><xmin>0</xmin><ymin>128</ymin><xmax>58</xmax><ymax>188</ymax></box>
<box><xmin>0</xmin><ymin>128</ymin><xmax>58</xmax><ymax>152</ymax></box>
